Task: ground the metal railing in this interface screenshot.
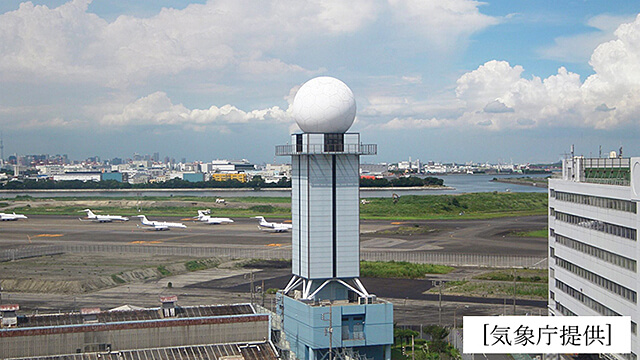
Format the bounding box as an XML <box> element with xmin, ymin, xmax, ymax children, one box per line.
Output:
<box><xmin>582</xmin><ymin>157</ymin><xmax>631</xmax><ymax>186</ymax></box>
<box><xmin>0</xmin><ymin>245</ymin><xmax>64</xmax><ymax>262</ymax></box>
<box><xmin>275</xmin><ymin>144</ymin><xmax>377</xmax><ymax>156</ymax></box>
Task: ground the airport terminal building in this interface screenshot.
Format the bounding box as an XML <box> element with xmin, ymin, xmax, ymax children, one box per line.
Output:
<box><xmin>548</xmin><ymin>155</ymin><xmax>639</xmax><ymax>359</ymax></box>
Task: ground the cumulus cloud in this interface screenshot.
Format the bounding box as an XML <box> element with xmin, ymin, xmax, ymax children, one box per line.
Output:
<box><xmin>483</xmin><ymin>100</ymin><xmax>514</xmax><ymax>113</ymax></box>
<box><xmin>0</xmin><ymin>0</ymin><xmax>498</xmax><ymax>87</ymax></box>
<box><xmin>102</xmin><ymin>91</ymin><xmax>292</xmax><ymax>129</ymax></box>
<box><xmin>388</xmin><ymin>0</ymin><xmax>499</xmax><ymax>50</ymax></box>
<box><xmin>0</xmin><ymin>0</ymin><xmax>376</xmax><ymax>87</ymax></box>
<box><xmin>379</xmin><ymin>117</ymin><xmax>450</xmax><ymax>129</ymax></box>
<box><xmin>595</xmin><ymin>103</ymin><xmax>616</xmax><ymax>112</ymax></box>
<box><xmin>374</xmin><ymin>14</ymin><xmax>640</xmax><ymax>132</ymax></box>
<box><xmin>539</xmin><ymin>14</ymin><xmax>636</xmax><ymax>63</ymax></box>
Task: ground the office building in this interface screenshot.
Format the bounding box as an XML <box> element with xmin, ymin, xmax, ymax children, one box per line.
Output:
<box><xmin>549</xmin><ymin>154</ymin><xmax>638</xmax><ymax>359</ymax></box>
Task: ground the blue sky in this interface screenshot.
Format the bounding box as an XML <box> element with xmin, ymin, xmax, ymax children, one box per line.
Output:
<box><xmin>1</xmin><ymin>0</ymin><xmax>640</xmax><ymax>164</ymax></box>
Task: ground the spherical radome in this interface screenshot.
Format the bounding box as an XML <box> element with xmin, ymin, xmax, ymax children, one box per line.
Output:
<box><xmin>292</xmin><ymin>77</ymin><xmax>356</xmax><ymax>133</ymax></box>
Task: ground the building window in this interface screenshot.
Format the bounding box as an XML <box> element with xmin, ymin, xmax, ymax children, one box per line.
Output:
<box><xmin>342</xmin><ymin>315</ymin><xmax>365</xmax><ymax>340</ymax></box>
<box><xmin>324</xmin><ymin>133</ymin><xmax>344</xmax><ymax>152</ymax></box>
<box><xmin>296</xmin><ymin>134</ymin><xmax>303</xmax><ymax>153</ymax></box>
<box><xmin>555</xmin><ymin>257</ymin><xmax>637</xmax><ymax>303</ymax></box>
<box><xmin>556</xmin><ymin>279</ymin><xmax>621</xmax><ymax>316</ymax></box>
<box><xmin>554</xmin><ymin>210</ymin><xmax>637</xmax><ymax>241</ymax></box>
<box><xmin>555</xmin><ymin>233</ymin><xmax>637</xmax><ymax>272</ymax></box>
<box><xmin>555</xmin><ymin>191</ymin><xmax>637</xmax><ymax>214</ymax></box>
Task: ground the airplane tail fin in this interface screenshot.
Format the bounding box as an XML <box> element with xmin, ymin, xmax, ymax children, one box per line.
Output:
<box><xmin>84</xmin><ymin>209</ymin><xmax>95</xmax><ymax>218</ymax></box>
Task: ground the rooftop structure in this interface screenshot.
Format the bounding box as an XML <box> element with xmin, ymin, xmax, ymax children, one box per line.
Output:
<box><xmin>0</xmin><ymin>300</ymin><xmax>271</xmax><ymax>359</ymax></box>
<box><xmin>6</xmin><ymin>342</ymin><xmax>278</xmax><ymax>360</ymax></box>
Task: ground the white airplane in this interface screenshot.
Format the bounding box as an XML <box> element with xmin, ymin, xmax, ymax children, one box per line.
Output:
<box><xmin>195</xmin><ymin>210</ymin><xmax>234</xmax><ymax>225</ymax></box>
<box><xmin>253</xmin><ymin>216</ymin><xmax>292</xmax><ymax>233</ymax></box>
<box><xmin>0</xmin><ymin>212</ymin><xmax>27</xmax><ymax>221</ymax></box>
<box><xmin>80</xmin><ymin>209</ymin><xmax>129</xmax><ymax>223</ymax></box>
<box><xmin>136</xmin><ymin>215</ymin><xmax>187</xmax><ymax>231</ymax></box>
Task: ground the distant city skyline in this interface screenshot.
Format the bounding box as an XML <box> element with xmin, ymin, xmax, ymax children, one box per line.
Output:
<box><xmin>1</xmin><ymin>1</ymin><xmax>640</xmax><ymax>164</ymax></box>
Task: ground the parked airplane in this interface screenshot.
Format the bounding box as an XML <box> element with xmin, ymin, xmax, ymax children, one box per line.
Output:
<box><xmin>253</xmin><ymin>216</ymin><xmax>292</xmax><ymax>232</ymax></box>
<box><xmin>0</xmin><ymin>212</ymin><xmax>27</xmax><ymax>221</ymax></box>
<box><xmin>80</xmin><ymin>209</ymin><xmax>129</xmax><ymax>223</ymax></box>
<box><xmin>195</xmin><ymin>210</ymin><xmax>234</xmax><ymax>225</ymax></box>
<box><xmin>136</xmin><ymin>215</ymin><xmax>187</xmax><ymax>231</ymax></box>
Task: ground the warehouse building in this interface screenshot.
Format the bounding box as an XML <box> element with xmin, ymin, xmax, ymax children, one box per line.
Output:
<box><xmin>0</xmin><ymin>297</ymin><xmax>277</xmax><ymax>360</ymax></box>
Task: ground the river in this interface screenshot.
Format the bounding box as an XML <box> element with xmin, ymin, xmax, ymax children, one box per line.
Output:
<box><xmin>0</xmin><ymin>174</ymin><xmax>549</xmax><ymax>198</ymax></box>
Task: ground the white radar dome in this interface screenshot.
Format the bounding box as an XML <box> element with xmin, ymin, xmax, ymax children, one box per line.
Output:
<box><xmin>292</xmin><ymin>76</ymin><xmax>356</xmax><ymax>133</ymax></box>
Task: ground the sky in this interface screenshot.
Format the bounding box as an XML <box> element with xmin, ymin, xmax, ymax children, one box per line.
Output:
<box><xmin>1</xmin><ymin>0</ymin><xmax>640</xmax><ymax>164</ymax></box>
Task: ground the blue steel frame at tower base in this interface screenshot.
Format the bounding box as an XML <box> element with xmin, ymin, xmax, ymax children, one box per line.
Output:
<box><xmin>277</xmin><ymin>293</ymin><xmax>393</xmax><ymax>360</ymax></box>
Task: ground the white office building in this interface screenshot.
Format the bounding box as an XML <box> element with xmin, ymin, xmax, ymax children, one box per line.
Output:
<box><xmin>549</xmin><ymin>156</ymin><xmax>639</xmax><ymax>359</ymax></box>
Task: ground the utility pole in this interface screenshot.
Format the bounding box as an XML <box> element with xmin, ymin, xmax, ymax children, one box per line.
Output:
<box><xmin>323</xmin><ymin>303</ymin><xmax>334</xmax><ymax>360</ymax></box>
<box><xmin>432</xmin><ymin>280</ymin><xmax>443</xmax><ymax>325</ymax></box>
<box><xmin>512</xmin><ymin>269</ymin><xmax>517</xmax><ymax>315</ymax></box>
<box><xmin>411</xmin><ymin>335</ymin><xmax>415</xmax><ymax>360</ymax></box>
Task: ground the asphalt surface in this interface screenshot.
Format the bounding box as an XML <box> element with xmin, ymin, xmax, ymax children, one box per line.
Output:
<box><xmin>0</xmin><ymin>214</ymin><xmax>548</xmax><ymax>257</ymax></box>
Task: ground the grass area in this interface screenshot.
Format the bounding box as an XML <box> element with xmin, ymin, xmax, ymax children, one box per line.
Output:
<box><xmin>360</xmin><ymin>261</ymin><xmax>454</xmax><ymax>279</ymax></box>
<box><xmin>184</xmin><ymin>259</ymin><xmax>220</xmax><ymax>272</ymax></box>
<box><xmin>157</xmin><ymin>266</ymin><xmax>171</xmax><ymax>276</ymax></box>
<box><xmin>377</xmin><ymin>225</ymin><xmax>437</xmax><ymax>235</ymax></box>
<box><xmin>474</xmin><ymin>269</ymin><xmax>547</xmax><ymax>283</ymax></box>
<box><xmin>237</xmin><ymin>259</ymin><xmax>292</xmax><ymax>269</ymax></box>
<box><xmin>442</xmin><ymin>281</ymin><xmax>548</xmax><ymax>299</ymax></box>
<box><xmin>432</xmin><ymin>273</ymin><xmax>548</xmax><ymax>300</ymax></box>
<box><xmin>4</xmin><ymin>191</ymin><xmax>547</xmax><ymax>220</ymax></box>
<box><xmin>360</xmin><ymin>192</ymin><xmax>547</xmax><ymax>220</ymax></box>
<box><xmin>511</xmin><ymin>229</ymin><xmax>548</xmax><ymax>238</ymax></box>
<box><xmin>110</xmin><ymin>274</ymin><xmax>126</xmax><ymax>284</ymax></box>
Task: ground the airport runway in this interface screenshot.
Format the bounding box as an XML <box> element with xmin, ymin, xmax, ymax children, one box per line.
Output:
<box><xmin>0</xmin><ymin>214</ymin><xmax>548</xmax><ymax>257</ymax></box>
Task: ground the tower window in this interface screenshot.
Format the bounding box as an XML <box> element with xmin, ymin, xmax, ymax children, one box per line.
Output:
<box><xmin>324</xmin><ymin>133</ymin><xmax>344</xmax><ymax>152</ymax></box>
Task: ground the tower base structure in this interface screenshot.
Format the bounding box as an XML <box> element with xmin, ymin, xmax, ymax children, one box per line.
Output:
<box><xmin>277</xmin><ymin>288</ymin><xmax>393</xmax><ymax>360</ymax></box>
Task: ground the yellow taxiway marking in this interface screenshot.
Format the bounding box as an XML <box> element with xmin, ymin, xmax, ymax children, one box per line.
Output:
<box><xmin>391</xmin><ymin>222</ymin><xmax>406</xmax><ymax>225</ymax></box>
<box><xmin>130</xmin><ymin>241</ymin><xmax>163</xmax><ymax>244</ymax></box>
<box><xmin>35</xmin><ymin>234</ymin><xmax>64</xmax><ymax>238</ymax></box>
<box><xmin>266</xmin><ymin>243</ymin><xmax>282</xmax><ymax>247</ymax></box>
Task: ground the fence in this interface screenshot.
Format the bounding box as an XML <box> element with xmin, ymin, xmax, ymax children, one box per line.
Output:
<box><xmin>0</xmin><ymin>245</ymin><xmax>64</xmax><ymax>262</ymax></box>
<box><xmin>362</xmin><ymin>251</ymin><xmax>547</xmax><ymax>269</ymax></box>
<box><xmin>0</xmin><ymin>244</ymin><xmax>547</xmax><ymax>269</ymax></box>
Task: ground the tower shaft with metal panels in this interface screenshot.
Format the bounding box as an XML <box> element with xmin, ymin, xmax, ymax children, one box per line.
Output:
<box><xmin>277</xmin><ymin>133</ymin><xmax>376</xmax><ymax>301</ymax></box>
<box><xmin>275</xmin><ymin>77</ymin><xmax>392</xmax><ymax>360</ymax></box>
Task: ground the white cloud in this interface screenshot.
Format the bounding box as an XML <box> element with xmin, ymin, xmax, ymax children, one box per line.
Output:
<box><xmin>387</xmin><ymin>0</ymin><xmax>499</xmax><ymax>50</ymax></box>
<box><xmin>374</xmin><ymin>14</ymin><xmax>640</xmax><ymax>132</ymax></box>
<box><xmin>0</xmin><ymin>0</ymin><xmax>378</xmax><ymax>87</ymax></box>
<box><xmin>539</xmin><ymin>14</ymin><xmax>636</xmax><ymax>63</ymax></box>
<box><xmin>483</xmin><ymin>100</ymin><xmax>514</xmax><ymax>113</ymax></box>
<box><xmin>102</xmin><ymin>91</ymin><xmax>292</xmax><ymax>128</ymax></box>
<box><xmin>379</xmin><ymin>117</ymin><xmax>450</xmax><ymax>129</ymax></box>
